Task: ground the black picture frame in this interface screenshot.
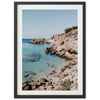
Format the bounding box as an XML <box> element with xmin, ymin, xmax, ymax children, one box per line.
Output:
<box><xmin>14</xmin><ymin>2</ymin><xmax>86</xmax><ymax>98</ymax></box>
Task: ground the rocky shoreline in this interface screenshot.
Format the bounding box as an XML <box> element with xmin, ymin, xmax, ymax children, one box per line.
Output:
<box><xmin>23</xmin><ymin>27</ymin><xmax>78</xmax><ymax>91</ymax></box>
<box><xmin>29</xmin><ymin>38</ymin><xmax>50</xmax><ymax>44</ymax></box>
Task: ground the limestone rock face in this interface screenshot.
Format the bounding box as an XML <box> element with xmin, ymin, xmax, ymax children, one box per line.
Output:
<box><xmin>44</xmin><ymin>29</ymin><xmax>78</xmax><ymax>61</ymax></box>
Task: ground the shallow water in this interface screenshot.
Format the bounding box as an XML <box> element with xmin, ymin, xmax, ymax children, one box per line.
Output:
<box><xmin>22</xmin><ymin>39</ymin><xmax>69</xmax><ymax>83</ymax></box>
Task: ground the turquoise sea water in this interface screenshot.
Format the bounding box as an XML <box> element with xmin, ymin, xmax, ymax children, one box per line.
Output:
<box><xmin>22</xmin><ymin>39</ymin><xmax>68</xmax><ymax>83</ymax></box>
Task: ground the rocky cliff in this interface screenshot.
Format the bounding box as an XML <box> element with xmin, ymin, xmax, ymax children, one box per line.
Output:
<box><xmin>46</xmin><ymin>28</ymin><xmax>78</xmax><ymax>61</ymax></box>
<box><xmin>24</xmin><ymin>26</ymin><xmax>78</xmax><ymax>91</ymax></box>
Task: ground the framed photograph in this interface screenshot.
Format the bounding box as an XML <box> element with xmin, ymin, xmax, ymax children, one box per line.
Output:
<box><xmin>14</xmin><ymin>2</ymin><xmax>86</xmax><ymax>98</ymax></box>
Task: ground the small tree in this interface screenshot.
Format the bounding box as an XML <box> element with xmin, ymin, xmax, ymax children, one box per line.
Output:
<box><xmin>64</xmin><ymin>26</ymin><xmax>78</xmax><ymax>33</ymax></box>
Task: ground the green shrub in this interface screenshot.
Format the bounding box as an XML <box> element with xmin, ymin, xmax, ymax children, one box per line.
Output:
<box><xmin>72</xmin><ymin>26</ymin><xmax>77</xmax><ymax>30</ymax></box>
<box><xmin>64</xmin><ymin>26</ymin><xmax>78</xmax><ymax>33</ymax></box>
<box><xmin>56</xmin><ymin>79</ymin><xmax>72</xmax><ymax>90</ymax></box>
<box><xmin>61</xmin><ymin>79</ymin><xmax>72</xmax><ymax>90</ymax></box>
<box><xmin>64</xmin><ymin>28</ymin><xmax>72</xmax><ymax>33</ymax></box>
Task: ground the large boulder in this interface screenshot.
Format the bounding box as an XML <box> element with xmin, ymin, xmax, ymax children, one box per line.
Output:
<box><xmin>23</xmin><ymin>86</ymin><xmax>30</xmax><ymax>90</ymax></box>
<box><xmin>68</xmin><ymin>48</ymin><xmax>78</xmax><ymax>54</ymax></box>
<box><xmin>23</xmin><ymin>84</ymin><xmax>32</xmax><ymax>90</ymax></box>
<box><xmin>64</xmin><ymin>51</ymin><xmax>73</xmax><ymax>60</ymax></box>
<box><xmin>56</xmin><ymin>51</ymin><xmax>64</xmax><ymax>57</ymax></box>
<box><xmin>22</xmin><ymin>83</ymin><xmax>27</xmax><ymax>89</ymax></box>
<box><xmin>39</xmin><ymin>78</ymin><xmax>49</xmax><ymax>83</ymax></box>
<box><xmin>72</xmin><ymin>59</ymin><xmax>78</xmax><ymax>64</ymax></box>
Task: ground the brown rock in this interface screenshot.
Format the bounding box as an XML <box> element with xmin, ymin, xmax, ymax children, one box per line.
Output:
<box><xmin>64</xmin><ymin>73</ymin><xmax>69</xmax><ymax>77</ymax></box>
<box><xmin>64</xmin><ymin>65</ymin><xmax>70</xmax><ymax>68</ymax></box>
<box><xmin>68</xmin><ymin>48</ymin><xmax>78</xmax><ymax>54</ymax></box>
<box><xmin>22</xmin><ymin>83</ymin><xmax>27</xmax><ymax>89</ymax></box>
<box><xmin>24</xmin><ymin>86</ymin><xmax>30</xmax><ymax>90</ymax></box>
<box><xmin>45</xmin><ymin>48</ymin><xmax>49</xmax><ymax>54</ymax></box>
<box><xmin>49</xmin><ymin>70</ymin><xmax>56</xmax><ymax>75</ymax></box>
<box><xmin>69</xmin><ymin>61</ymin><xmax>75</xmax><ymax>66</ymax></box>
<box><xmin>31</xmin><ymin>80</ymin><xmax>34</xmax><ymax>82</ymax></box>
<box><xmin>72</xmin><ymin>59</ymin><xmax>78</xmax><ymax>64</ymax></box>
<box><xmin>56</xmin><ymin>51</ymin><xmax>64</xmax><ymax>57</ymax></box>
<box><xmin>32</xmin><ymin>86</ymin><xmax>36</xmax><ymax>90</ymax></box>
<box><xmin>31</xmin><ymin>72</ymin><xmax>36</xmax><ymax>75</ymax></box>
<box><xmin>61</xmin><ymin>68</ymin><xmax>65</xmax><ymax>72</ymax></box>
<box><xmin>37</xmin><ymin>81</ymin><xmax>41</xmax><ymax>86</ymax></box>
<box><xmin>45</xmin><ymin>82</ymin><xmax>49</xmax><ymax>86</ymax></box>
<box><xmin>58</xmin><ymin>73</ymin><xmax>64</xmax><ymax>79</ymax></box>
<box><xmin>72</xmin><ymin>69</ymin><xmax>78</xmax><ymax>73</ymax></box>
<box><xmin>31</xmin><ymin>80</ymin><xmax>38</xmax><ymax>86</ymax></box>
<box><xmin>64</xmin><ymin>52</ymin><xmax>73</xmax><ymax>60</ymax></box>
<box><xmin>38</xmin><ymin>85</ymin><xmax>45</xmax><ymax>90</ymax></box>
<box><xmin>46</xmin><ymin>86</ymin><xmax>53</xmax><ymax>90</ymax></box>
<box><xmin>39</xmin><ymin>78</ymin><xmax>48</xmax><ymax>83</ymax></box>
<box><xmin>50</xmin><ymin>51</ymin><xmax>55</xmax><ymax>55</ymax></box>
<box><xmin>24</xmin><ymin>74</ymin><xmax>29</xmax><ymax>78</ymax></box>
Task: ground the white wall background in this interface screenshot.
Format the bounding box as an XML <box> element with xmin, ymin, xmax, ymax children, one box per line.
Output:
<box><xmin>0</xmin><ymin>0</ymin><xmax>100</xmax><ymax>100</ymax></box>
